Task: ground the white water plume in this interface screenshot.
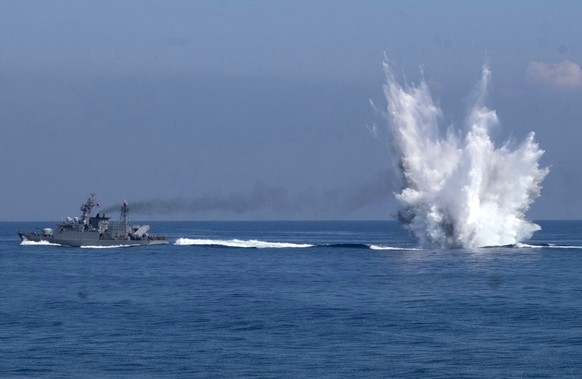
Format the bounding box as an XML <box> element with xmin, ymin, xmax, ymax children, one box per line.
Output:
<box><xmin>379</xmin><ymin>61</ymin><xmax>549</xmax><ymax>248</ymax></box>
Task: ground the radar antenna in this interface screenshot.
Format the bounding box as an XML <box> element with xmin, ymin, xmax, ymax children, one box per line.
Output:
<box><xmin>80</xmin><ymin>193</ymin><xmax>97</xmax><ymax>224</ymax></box>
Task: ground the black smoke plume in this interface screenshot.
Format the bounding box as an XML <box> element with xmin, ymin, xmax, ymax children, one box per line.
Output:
<box><xmin>100</xmin><ymin>171</ymin><xmax>395</xmax><ymax>219</ymax></box>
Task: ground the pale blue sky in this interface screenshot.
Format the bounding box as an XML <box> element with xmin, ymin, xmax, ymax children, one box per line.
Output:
<box><xmin>1</xmin><ymin>1</ymin><xmax>581</xmax><ymax>220</ymax></box>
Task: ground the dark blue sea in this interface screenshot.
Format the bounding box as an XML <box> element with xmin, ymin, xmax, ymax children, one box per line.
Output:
<box><xmin>2</xmin><ymin>220</ymin><xmax>582</xmax><ymax>378</ymax></box>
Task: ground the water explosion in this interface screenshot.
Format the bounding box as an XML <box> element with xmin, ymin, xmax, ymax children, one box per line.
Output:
<box><xmin>379</xmin><ymin>62</ymin><xmax>549</xmax><ymax>248</ymax></box>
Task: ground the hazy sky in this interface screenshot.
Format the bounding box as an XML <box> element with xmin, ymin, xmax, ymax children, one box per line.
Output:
<box><xmin>2</xmin><ymin>1</ymin><xmax>582</xmax><ymax>221</ymax></box>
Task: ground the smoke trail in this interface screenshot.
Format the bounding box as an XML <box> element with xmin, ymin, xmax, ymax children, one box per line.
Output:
<box><xmin>100</xmin><ymin>187</ymin><xmax>292</xmax><ymax>216</ymax></box>
<box><xmin>99</xmin><ymin>174</ymin><xmax>395</xmax><ymax>219</ymax></box>
<box><xmin>380</xmin><ymin>61</ymin><xmax>549</xmax><ymax>248</ymax></box>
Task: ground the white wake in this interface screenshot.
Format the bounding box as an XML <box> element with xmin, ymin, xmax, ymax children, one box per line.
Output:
<box><xmin>20</xmin><ymin>240</ymin><xmax>61</xmax><ymax>246</ymax></box>
<box><xmin>175</xmin><ymin>238</ymin><xmax>314</xmax><ymax>249</ymax></box>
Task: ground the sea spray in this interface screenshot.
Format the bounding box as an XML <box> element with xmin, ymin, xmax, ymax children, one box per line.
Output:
<box><xmin>379</xmin><ymin>62</ymin><xmax>549</xmax><ymax>248</ymax></box>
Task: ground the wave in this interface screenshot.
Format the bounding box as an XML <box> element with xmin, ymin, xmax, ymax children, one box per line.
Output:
<box><xmin>80</xmin><ymin>245</ymin><xmax>135</xmax><ymax>249</ymax></box>
<box><xmin>20</xmin><ymin>240</ymin><xmax>61</xmax><ymax>246</ymax></box>
<box><xmin>320</xmin><ymin>243</ymin><xmax>420</xmax><ymax>251</ymax></box>
<box><xmin>175</xmin><ymin>238</ymin><xmax>314</xmax><ymax>249</ymax></box>
<box><xmin>174</xmin><ymin>238</ymin><xmax>419</xmax><ymax>251</ymax></box>
<box><xmin>369</xmin><ymin>244</ymin><xmax>423</xmax><ymax>251</ymax></box>
<box><xmin>514</xmin><ymin>243</ymin><xmax>582</xmax><ymax>250</ymax></box>
<box><xmin>479</xmin><ymin>242</ymin><xmax>582</xmax><ymax>250</ymax></box>
<box><xmin>20</xmin><ymin>240</ymin><xmax>138</xmax><ymax>248</ymax></box>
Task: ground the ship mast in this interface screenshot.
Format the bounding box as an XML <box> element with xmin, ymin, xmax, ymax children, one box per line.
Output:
<box><xmin>80</xmin><ymin>193</ymin><xmax>97</xmax><ymax>225</ymax></box>
<box><xmin>120</xmin><ymin>200</ymin><xmax>130</xmax><ymax>228</ymax></box>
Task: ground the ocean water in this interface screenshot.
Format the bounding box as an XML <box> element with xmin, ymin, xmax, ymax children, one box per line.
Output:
<box><xmin>1</xmin><ymin>220</ymin><xmax>582</xmax><ymax>378</ymax></box>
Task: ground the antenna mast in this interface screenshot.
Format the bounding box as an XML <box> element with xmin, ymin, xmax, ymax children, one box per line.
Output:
<box><xmin>120</xmin><ymin>200</ymin><xmax>130</xmax><ymax>227</ymax></box>
<box><xmin>80</xmin><ymin>193</ymin><xmax>97</xmax><ymax>224</ymax></box>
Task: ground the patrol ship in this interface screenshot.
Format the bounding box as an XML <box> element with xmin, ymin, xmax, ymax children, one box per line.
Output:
<box><xmin>18</xmin><ymin>193</ymin><xmax>169</xmax><ymax>247</ymax></box>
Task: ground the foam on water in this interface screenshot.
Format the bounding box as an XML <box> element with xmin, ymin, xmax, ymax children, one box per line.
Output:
<box><xmin>175</xmin><ymin>238</ymin><xmax>315</xmax><ymax>249</ymax></box>
<box><xmin>175</xmin><ymin>238</ymin><xmax>420</xmax><ymax>251</ymax></box>
<box><xmin>369</xmin><ymin>244</ymin><xmax>423</xmax><ymax>251</ymax></box>
<box><xmin>80</xmin><ymin>245</ymin><xmax>135</xmax><ymax>249</ymax></box>
<box><xmin>515</xmin><ymin>243</ymin><xmax>582</xmax><ymax>249</ymax></box>
<box><xmin>20</xmin><ymin>240</ymin><xmax>61</xmax><ymax>246</ymax></box>
<box><xmin>380</xmin><ymin>61</ymin><xmax>549</xmax><ymax>248</ymax></box>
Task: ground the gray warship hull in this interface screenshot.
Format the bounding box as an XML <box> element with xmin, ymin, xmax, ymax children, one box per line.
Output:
<box><xmin>18</xmin><ymin>230</ymin><xmax>169</xmax><ymax>247</ymax></box>
<box><xmin>18</xmin><ymin>194</ymin><xmax>169</xmax><ymax>248</ymax></box>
